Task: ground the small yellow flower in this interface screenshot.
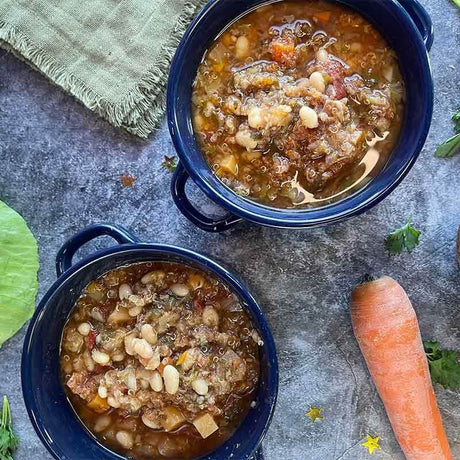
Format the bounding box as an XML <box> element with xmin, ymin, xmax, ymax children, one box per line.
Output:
<box><xmin>305</xmin><ymin>405</ymin><xmax>323</xmax><ymax>423</ymax></box>
<box><xmin>362</xmin><ymin>434</ymin><xmax>381</xmax><ymax>455</ymax></box>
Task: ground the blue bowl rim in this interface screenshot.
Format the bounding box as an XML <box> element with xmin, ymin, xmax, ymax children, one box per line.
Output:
<box><xmin>167</xmin><ymin>0</ymin><xmax>434</xmax><ymax>228</ymax></box>
<box><xmin>21</xmin><ymin>243</ymin><xmax>279</xmax><ymax>460</ymax></box>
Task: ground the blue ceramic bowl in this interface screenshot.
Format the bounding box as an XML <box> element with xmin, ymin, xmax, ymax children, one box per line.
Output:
<box><xmin>22</xmin><ymin>224</ymin><xmax>278</xmax><ymax>460</ymax></box>
<box><xmin>168</xmin><ymin>0</ymin><xmax>434</xmax><ymax>232</ymax></box>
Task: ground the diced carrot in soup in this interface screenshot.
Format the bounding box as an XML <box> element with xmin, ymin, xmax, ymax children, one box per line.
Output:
<box><xmin>314</xmin><ymin>11</ymin><xmax>331</xmax><ymax>24</ymax></box>
<box><xmin>87</xmin><ymin>394</ymin><xmax>110</xmax><ymax>414</ymax></box>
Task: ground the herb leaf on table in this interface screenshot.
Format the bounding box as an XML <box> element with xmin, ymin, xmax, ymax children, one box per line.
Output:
<box><xmin>0</xmin><ymin>396</ymin><xmax>19</xmax><ymax>460</ymax></box>
<box><xmin>424</xmin><ymin>341</ymin><xmax>460</xmax><ymax>389</ymax></box>
<box><xmin>385</xmin><ymin>215</ymin><xmax>421</xmax><ymax>255</ymax></box>
<box><xmin>435</xmin><ymin>110</ymin><xmax>460</xmax><ymax>157</ymax></box>
<box><xmin>162</xmin><ymin>156</ymin><xmax>177</xmax><ymax>172</ymax></box>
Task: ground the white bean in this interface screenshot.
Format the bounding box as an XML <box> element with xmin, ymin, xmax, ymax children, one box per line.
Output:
<box><xmin>316</xmin><ymin>48</ymin><xmax>329</xmax><ymax>63</ymax></box>
<box><xmin>192</xmin><ymin>378</ymin><xmax>209</xmax><ymax>396</ymax></box>
<box><xmin>98</xmin><ymin>385</ymin><xmax>108</xmax><ymax>399</ymax></box>
<box><xmin>142</xmin><ymin>349</ymin><xmax>161</xmax><ymax>370</ymax></box>
<box><xmin>126</xmin><ymin>372</ymin><xmax>137</xmax><ymax>391</ymax></box>
<box><xmin>91</xmin><ymin>308</ymin><xmax>104</xmax><ymax>323</ymax></box>
<box><xmin>128</xmin><ymin>304</ymin><xmax>143</xmax><ymax>317</ymax></box>
<box><xmin>142</xmin><ymin>413</ymin><xmax>161</xmax><ymax>429</ymax></box>
<box><xmin>94</xmin><ymin>415</ymin><xmax>111</xmax><ymax>433</ymax></box>
<box><xmin>299</xmin><ymin>106</ymin><xmax>319</xmax><ymax>129</ymax></box>
<box><xmin>309</xmin><ymin>71</ymin><xmax>325</xmax><ymax>93</ymax></box>
<box><xmin>163</xmin><ymin>365</ymin><xmax>180</xmax><ymax>394</ymax></box>
<box><xmin>133</xmin><ymin>338</ymin><xmax>153</xmax><ymax>359</ymax></box>
<box><xmin>124</xmin><ymin>333</ymin><xmax>137</xmax><ymax>355</ymax></box>
<box><xmin>118</xmin><ymin>283</ymin><xmax>133</xmax><ymax>300</ymax></box>
<box><xmin>247</xmin><ymin>107</ymin><xmax>264</xmax><ymax>129</ymax></box>
<box><xmin>112</xmin><ymin>351</ymin><xmax>126</xmax><ymax>362</ymax></box>
<box><xmin>170</xmin><ymin>284</ymin><xmax>190</xmax><ymax>297</ymax></box>
<box><xmin>150</xmin><ymin>371</ymin><xmax>164</xmax><ymax>392</ymax></box>
<box><xmin>202</xmin><ymin>306</ymin><xmax>219</xmax><ymax>327</ymax></box>
<box><xmin>235</xmin><ymin>129</ymin><xmax>258</xmax><ymax>150</ymax></box>
<box><xmin>107</xmin><ymin>396</ymin><xmax>120</xmax><ymax>408</ymax></box>
<box><xmin>92</xmin><ymin>349</ymin><xmax>110</xmax><ymax>365</ymax></box>
<box><xmin>77</xmin><ymin>322</ymin><xmax>91</xmax><ymax>336</ymax></box>
<box><xmin>83</xmin><ymin>350</ymin><xmax>95</xmax><ymax>372</ymax></box>
<box><xmin>73</xmin><ymin>355</ymin><xmax>85</xmax><ymax>372</ymax></box>
<box><xmin>116</xmin><ymin>431</ymin><xmax>134</xmax><ymax>449</ymax></box>
<box><xmin>141</xmin><ymin>324</ymin><xmax>158</xmax><ymax>345</ymax></box>
<box><xmin>235</xmin><ymin>35</ymin><xmax>250</xmax><ymax>59</ymax></box>
<box><xmin>141</xmin><ymin>270</ymin><xmax>165</xmax><ymax>285</ymax></box>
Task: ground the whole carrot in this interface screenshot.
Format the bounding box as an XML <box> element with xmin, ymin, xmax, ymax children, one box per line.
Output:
<box><xmin>351</xmin><ymin>276</ymin><xmax>452</xmax><ymax>460</ymax></box>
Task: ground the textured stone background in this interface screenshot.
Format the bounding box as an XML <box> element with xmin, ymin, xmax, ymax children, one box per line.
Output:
<box><xmin>0</xmin><ymin>0</ymin><xmax>459</xmax><ymax>458</ymax></box>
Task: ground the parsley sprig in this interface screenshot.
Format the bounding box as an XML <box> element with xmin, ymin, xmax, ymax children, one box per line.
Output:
<box><xmin>0</xmin><ymin>396</ymin><xmax>19</xmax><ymax>460</ymax></box>
<box><xmin>385</xmin><ymin>215</ymin><xmax>421</xmax><ymax>255</ymax></box>
<box><xmin>424</xmin><ymin>341</ymin><xmax>460</xmax><ymax>389</ymax></box>
<box><xmin>435</xmin><ymin>110</ymin><xmax>460</xmax><ymax>158</ymax></box>
<box><xmin>161</xmin><ymin>156</ymin><xmax>177</xmax><ymax>172</ymax></box>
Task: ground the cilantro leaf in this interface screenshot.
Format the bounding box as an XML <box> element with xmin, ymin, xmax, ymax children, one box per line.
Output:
<box><xmin>0</xmin><ymin>396</ymin><xmax>19</xmax><ymax>460</ymax></box>
<box><xmin>435</xmin><ymin>110</ymin><xmax>460</xmax><ymax>157</ymax></box>
<box><xmin>385</xmin><ymin>215</ymin><xmax>421</xmax><ymax>255</ymax></box>
<box><xmin>435</xmin><ymin>134</ymin><xmax>460</xmax><ymax>158</ymax></box>
<box><xmin>453</xmin><ymin>111</ymin><xmax>460</xmax><ymax>133</ymax></box>
<box><xmin>161</xmin><ymin>156</ymin><xmax>177</xmax><ymax>172</ymax></box>
<box><xmin>424</xmin><ymin>341</ymin><xmax>460</xmax><ymax>389</ymax></box>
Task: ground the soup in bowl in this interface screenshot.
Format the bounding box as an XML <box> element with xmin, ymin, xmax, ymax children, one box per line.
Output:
<box><xmin>60</xmin><ymin>261</ymin><xmax>262</xmax><ymax>459</ymax></box>
<box><xmin>168</xmin><ymin>0</ymin><xmax>433</xmax><ymax>230</ymax></box>
<box><xmin>191</xmin><ymin>0</ymin><xmax>405</xmax><ymax>208</ymax></box>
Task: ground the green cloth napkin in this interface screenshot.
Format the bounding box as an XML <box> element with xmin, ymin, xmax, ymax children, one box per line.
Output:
<box><xmin>0</xmin><ymin>0</ymin><xmax>204</xmax><ymax>138</ymax></box>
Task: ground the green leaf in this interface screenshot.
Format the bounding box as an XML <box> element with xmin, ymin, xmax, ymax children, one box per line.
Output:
<box><xmin>453</xmin><ymin>111</ymin><xmax>460</xmax><ymax>133</ymax></box>
<box><xmin>424</xmin><ymin>341</ymin><xmax>460</xmax><ymax>389</ymax></box>
<box><xmin>434</xmin><ymin>133</ymin><xmax>460</xmax><ymax>158</ymax></box>
<box><xmin>161</xmin><ymin>156</ymin><xmax>177</xmax><ymax>172</ymax></box>
<box><xmin>385</xmin><ymin>215</ymin><xmax>421</xmax><ymax>255</ymax></box>
<box><xmin>452</xmin><ymin>0</ymin><xmax>460</xmax><ymax>8</ymax></box>
<box><xmin>0</xmin><ymin>397</ymin><xmax>18</xmax><ymax>459</ymax></box>
<box><xmin>0</xmin><ymin>201</ymin><xmax>39</xmax><ymax>348</ymax></box>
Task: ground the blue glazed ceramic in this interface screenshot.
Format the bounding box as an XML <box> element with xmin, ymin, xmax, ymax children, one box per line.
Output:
<box><xmin>168</xmin><ymin>0</ymin><xmax>434</xmax><ymax>232</ymax></box>
<box><xmin>22</xmin><ymin>224</ymin><xmax>278</xmax><ymax>460</ymax></box>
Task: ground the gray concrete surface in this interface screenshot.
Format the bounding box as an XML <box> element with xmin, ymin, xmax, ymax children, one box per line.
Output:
<box><xmin>0</xmin><ymin>0</ymin><xmax>459</xmax><ymax>458</ymax></box>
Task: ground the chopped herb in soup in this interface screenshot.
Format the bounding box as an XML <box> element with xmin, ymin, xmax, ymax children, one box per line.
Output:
<box><xmin>59</xmin><ymin>262</ymin><xmax>261</xmax><ymax>459</ymax></box>
<box><xmin>192</xmin><ymin>0</ymin><xmax>405</xmax><ymax>208</ymax></box>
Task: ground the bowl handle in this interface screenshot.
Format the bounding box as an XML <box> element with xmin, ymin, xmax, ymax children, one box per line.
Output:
<box><xmin>56</xmin><ymin>224</ymin><xmax>139</xmax><ymax>277</ymax></box>
<box><xmin>398</xmin><ymin>0</ymin><xmax>434</xmax><ymax>51</ymax></box>
<box><xmin>171</xmin><ymin>162</ymin><xmax>243</xmax><ymax>232</ymax></box>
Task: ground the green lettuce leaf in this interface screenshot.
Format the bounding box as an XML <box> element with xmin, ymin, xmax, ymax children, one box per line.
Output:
<box><xmin>0</xmin><ymin>201</ymin><xmax>39</xmax><ymax>348</ymax></box>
